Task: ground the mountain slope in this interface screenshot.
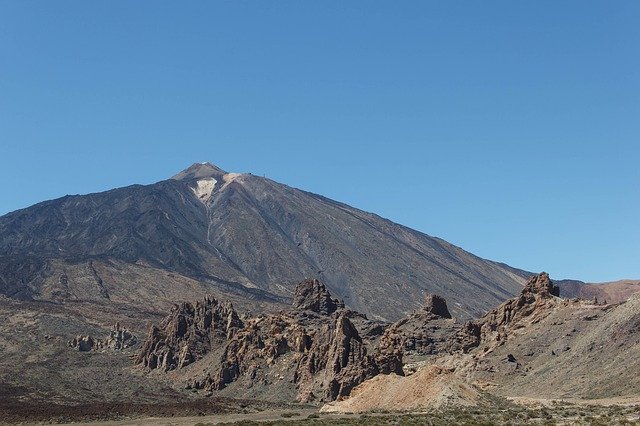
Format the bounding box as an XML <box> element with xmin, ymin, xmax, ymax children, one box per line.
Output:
<box><xmin>0</xmin><ymin>162</ymin><xmax>529</xmax><ymax>320</ymax></box>
<box><xmin>558</xmin><ymin>279</ymin><xmax>640</xmax><ymax>304</ymax></box>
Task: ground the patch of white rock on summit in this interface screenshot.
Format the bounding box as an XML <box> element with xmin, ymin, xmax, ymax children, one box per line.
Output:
<box><xmin>192</xmin><ymin>178</ymin><xmax>217</xmax><ymax>201</ymax></box>
<box><xmin>191</xmin><ymin>173</ymin><xmax>243</xmax><ymax>203</ymax></box>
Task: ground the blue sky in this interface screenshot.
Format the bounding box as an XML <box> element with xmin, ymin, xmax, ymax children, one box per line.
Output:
<box><xmin>1</xmin><ymin>1</ymin><xmax>638</xmax><ymax>282</ymax></box>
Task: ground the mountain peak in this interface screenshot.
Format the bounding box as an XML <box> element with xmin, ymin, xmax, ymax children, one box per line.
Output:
<box><xmin>171</xmin><ymin>162</ymin><xmax>228</xmax><ymax>181</ymax></box>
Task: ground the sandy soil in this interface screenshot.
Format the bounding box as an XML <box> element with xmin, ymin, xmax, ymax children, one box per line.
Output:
<box><xmin>321</xmin><ymin>364</ymin><xmax>480</xmax><ymax>413</ymax></box>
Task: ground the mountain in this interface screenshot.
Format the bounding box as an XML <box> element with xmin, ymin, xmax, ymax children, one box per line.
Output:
<box><xmin>557</xmin><ymin>279</ymin><xmax>640</xmax><ymax>304</ymax></box>
<box><xmin>0</xmin><ymin>162</ymin><xmax>530</xmax><ymax>321</ymax></box>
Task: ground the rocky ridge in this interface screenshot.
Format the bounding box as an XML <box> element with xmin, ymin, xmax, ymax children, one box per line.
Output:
<box><xmin>135</xmin><ymin>272</ymin><xmax>640</xmax><ymax>410</ymax></box>
<box><xmin>137</xmin><ymin>280</ymin><xmax>402</xmax><ymax>402</ymax></box>
<box><xmin>381</xmin><ymin>293</ymin><xmax>459</xmax><ymax>362</ymax></box>
<box><xmin>461</xmin><ymin>271</ymin><xmax>561</xmax><ymax>351</ymax></box>
<box><xmin>291</xmin><ymin>279</ymin><xmax>345</xmax><ymax>315</ymax></box>
<box><xmin>136</xmin><ymin>296</ymin><xmax>243</xmax><ymax>371</ymax></box>
<box><xmin>321</xmin><ymin>272</ymin><xmax>573</xmax><ymax>413</ymax></box>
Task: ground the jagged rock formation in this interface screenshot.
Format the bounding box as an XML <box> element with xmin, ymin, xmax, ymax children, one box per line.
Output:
<box><xmin>381</xmin><ymin>293</ymin><xmax>459</xmax><ymax>360</ymax></box>
<box><xmin>292</xmin><ymin>279</ymin><xmax>344</xmax><ymax>315</ymax></box>
<box><xmin>136</xmin><ymin>296</ymin><xmax>243</xmax><ymax>371</ymax></box>
<box><xmin>450</xmin><ymin>272</ymin><xmax>561</xmax><ymax>353</ymax></box>
<box><xmin>137</xmin><ymin>280</ymin><xmax>402</xmax><ymax>402</ymax></box>
<box><xmin>377</xmin><ymin>274</ymin><xmax>562</xmax><ymax>362</ymax></box>
<box><xmin>422</xmin><ymin>294</ymin><xmax>452</xmax><ymax>319</ymax></box>
<box><xmin>464</xmin><ymin>291</ymin><xmax>640</xmax><ymax>401</ymax></box>
<box><xmin>477</xmin><ymin>272</ymin><xmax>559</xmax><ymax>345</ymax></box>
<box><xmin>68</xmin><ymin>323</ymin><xmax>136</xmax><ymax>352</ymax></box>
<box><xmin>292</xmin><ymin>312</ymin><xmax>393</xmax><ymax>402</ymax></box>
<box><xmin>446</xmin><ymin>321</ymin><xmax>482</xmax><ymax>354</ymax></box>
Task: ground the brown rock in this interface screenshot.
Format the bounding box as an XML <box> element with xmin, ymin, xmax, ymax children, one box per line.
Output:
<box><xmin>450</xmin><ymin>272</ymin><xmax>561</xmax><ymax>352</ymax></box>
<box><xmin>446</xmin><ymin>321</ymin><xmax>481</xmax><ymax>354</ymax></box>
<box><xmin>292</xmin><ymin>279</ymin><xmax>344</xmax><ymax>315</ymax></box>
<box><xmin>136</xmin><ymin>296</ymin><xmax>243</xmax><ymax>371</ymax></box>
<box><xmin>383</xmin><ymin>293</ymin><xmax>459</xmax><ymax>358</ymax></box>
<box><xmin>68</xmin><ymin>322</ymin><xmax>136</xmax><ymax>352</ymax></box>
<box><xmin>294</xmin><ymin>312</ymin><xmax>389</xmax><ymax>402</ymax></box>
<box><xmin>137</xmin><ymin>279</ymin><xmax>401</xmax><ymax>403</ymax></box>
<box><xmin>422</xmin><ymin>294</ymin><xmax>452</xmax><ymax>319</ymax></box>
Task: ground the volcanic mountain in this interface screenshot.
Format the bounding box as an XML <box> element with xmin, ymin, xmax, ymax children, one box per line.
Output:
<box><xmin>0</xmin><ymin>162</ymin><xmax>530</xmax><ymax>321</ymax></box>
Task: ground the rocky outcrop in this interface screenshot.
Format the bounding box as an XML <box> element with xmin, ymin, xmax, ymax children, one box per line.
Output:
<box><xmin>197</xmin><ymin>302</ymin><xmax>401</xmax><ymax>402</ymax></box>
<box><xmin>321</xmin><ymin>364</ymin><xmax>483</xmax><ymax>413</ymax></box>
<box><xmin>292</xmin><ymin>279</ymin><xmax>344</xmax><ymax>315</ymax></box>
<box><xmin>423</xmin><ymin>294</ymin><xmax>452</xmax><ymax>319</ymax></box>
<box><xmin>293</xmin><ymin>312</ymin><xmax>393</xmax><ymax>402</ymax></box>
<box><xmin>446</xmin><ymin>321</ymin><xmax>482</xmax><ymax>354</ymax></box>
<box><xmin>452</xmin><ymin>272</ymin><xmax>561</xmax><ymax>352</ymax></box>
<box><xmin>382</xmin><ymin>293</ymin><xmax>459</xmax><ymax>358</ymax></box>
<box><xmin>522</xmin><ymin>272</ymin><xmax>560</xmax><ymax>298</ymax></box>
<box><xmin>69</xmin><ymin>322</ymin><xmax>136</xmax><ymax>352</ymax></box>
<box><xmin>480</xmin><ymin>272</ymin><xmax>559</xmax><ymax>338</ymax></box>
<box><xmin>198</xmin><ymin>313</ymin><xmax>311</xmax><ymax>392</ymax></box>
<box><xmin>136</xmin><ymin>296</ymin><xmax>243</xmax><ymax>371</ymax></box>
<box><xmin>137</xmin><ymin>280</ymin><xmax>401</xmax><ymax>402</ymax></box>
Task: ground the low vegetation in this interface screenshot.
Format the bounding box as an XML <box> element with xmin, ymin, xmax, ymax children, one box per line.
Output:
<box><xmin>215</xmin><ymin>402</ymin><xmax>640</xmax><ymax>425</ymax></box>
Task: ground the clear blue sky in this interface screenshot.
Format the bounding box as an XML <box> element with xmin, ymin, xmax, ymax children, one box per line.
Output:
<box><xmin>1</xmin><ymin>1</ymin><xmax>638</xmax><ymax>282</ymax></box>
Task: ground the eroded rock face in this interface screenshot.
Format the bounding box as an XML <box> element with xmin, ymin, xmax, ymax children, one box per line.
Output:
<box><xmin>482</xmin><ymin>272</ymin><xmax>559</xmax><ymax>335</ymax></box>
<box><xmin>197</xmin><ymin>301</ymin><xmax>401</xmax><ymax>402</ymax></box>
<box><xmin>423</xmin><ymin>294</ymin><xmax>452</xmax><ymax>319</ymax></box>
<box><xmin>293</xmin><ymin>312</ymin><xmax>389</xmax><ymax>402</ymax></box>
<box><xmin>135</xmin><ymin>296</ymin><xmax>243</xmax><ymax>371</ymax></box>
<box><xmin>446</xmin><ymin>321</ymin><xmax>482</xmax><ymax>354</ymax></box>
<box><xmin>522</xmin><ymin>271</ymin><xmax>560</xmax><ymax>298</ymax></box>
<box><xmin>69</xmin><ymin>322</ymin><xmax>136</xmax><ymax>352</ymax></box>
<box><xmin>137</xmin><ymin>280</ymin><xmax>401</xmax><ymax>402</ymax></box>
<box><xmin>292</xmin><ymin>279</ymin><xmax>345</xmax><ymax>315</ymax></box>
<box><xmin>382</xmin><ymin>293</ymin><xmax>459</xmax><ymax>358</ymax></box>
<box><xmin>453</xmin><ymin>272</ymin><xmax>561</xmax><ymax>351</ymax></box>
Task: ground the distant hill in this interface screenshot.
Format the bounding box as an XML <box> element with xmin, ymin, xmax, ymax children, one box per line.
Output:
<box><xmin>558</xmin><ymin>279</ymin><xmax>640</xmax><ymax>304</ymax></box>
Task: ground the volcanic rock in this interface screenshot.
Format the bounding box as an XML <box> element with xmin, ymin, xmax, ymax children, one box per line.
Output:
<box><xmin>293</xmin><ymin>312</ymin><xmax>392</xmax><ymax>402</ymax></box>
<box><xmin>292</xmin><ymin>279</ymin><xmax>344</xmax><ymax>315</ymax></box>
<box><xmin>0</xmin><ymin>161</ymin><xmax>531</xmax><ymax>322</ymax></box>
<box><xmin>452</xmin><ymin>272</ymin><xmax>561</xmax><ymax>351</ymax></box>
<box><xmin>137</xmin><ymin>280</ymin><xmax>402</xmax><ymax>402</ymax></box>
<box><xmin>321</xmin><ymin>364</ymin><xmax>483</xmax><ymax>413</ymax></box>
<box><xmin>422</xmin><ymin>294</ymin><xmax>452</xmax><ymax>319</ymax></box>
<box><xmin>69</xmin><ymin>322</ymin><xmax>136</xmax><ymax>352</ymax></box>
<box><xmin>381</xmin><ymin>293</ymin><xmax>459</xmax><ymax>359</ymax></box>
<box><xmin>136</xmin><ymin>296</ymin><xmax>243</xmax><ymax>371</ymax></box>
